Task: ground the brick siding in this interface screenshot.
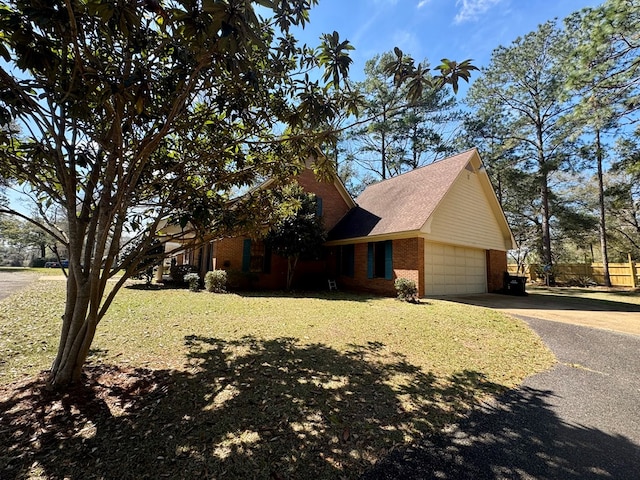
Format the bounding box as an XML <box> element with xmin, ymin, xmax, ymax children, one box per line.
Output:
<box><xmin>391</xmin><ymin>238</ymin><xmax>425</xmax><ymax>297</ymax></box>
<box><xmin>297</xmin><ymin>169</ymin><xmax>351</xmax><ymax>231</ymax></box>
<box><xmin>335</xmin><ymin>238</ymin><xmax>423</xmax><ymax>297</ymax></box>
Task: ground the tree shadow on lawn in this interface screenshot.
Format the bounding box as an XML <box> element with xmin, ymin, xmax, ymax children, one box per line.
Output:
<box><xmin>362</xmin><ymin>386</ymin><xmax>640</xmax><ymax>479</ymax></box>
<box><xmin>2</xmin><ymin>337</ymin><xmax>499</xmax><ymax>480</ymax></box>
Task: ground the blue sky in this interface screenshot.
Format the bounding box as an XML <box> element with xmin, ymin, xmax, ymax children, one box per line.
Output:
<box><xmin>293</xmin><ymin>0</ymin><xmax>602</xmax><ymax>85</ymax></box>
<box><xmin>2</xmin><ymin>0</ymin><xmax>606</xmax><ymax>214</ymax></box>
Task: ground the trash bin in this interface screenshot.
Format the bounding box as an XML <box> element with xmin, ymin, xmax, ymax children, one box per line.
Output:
<box><xmin>505</xmin><ymin>275</ymin><xmax>527</xmax><ymax>296</ymax></box>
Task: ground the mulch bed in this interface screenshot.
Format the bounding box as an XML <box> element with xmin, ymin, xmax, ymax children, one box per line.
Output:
<box><xmin>1</xmin><ymin>366</ymin><xmax>173</xmax><ymax>480</ymax></box>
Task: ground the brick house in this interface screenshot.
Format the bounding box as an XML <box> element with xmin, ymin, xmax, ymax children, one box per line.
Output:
<box><xmin>180</xmin><ymin>166</ymin><xmax>356</xmax><ymax>290</ymax></box>
<box><xmin>179</xmin><ymin>148</ymin><xmax>515</xmax><ymax>296</ymax></box>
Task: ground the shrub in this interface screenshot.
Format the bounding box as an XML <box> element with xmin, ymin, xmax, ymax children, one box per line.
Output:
<box><xmin>205</xmin><ymin>270</ymin><xmax>227</xmax><ymax>293</ymax></box>
<box><xmin>0</xmin><ymin>255</ymin><xmax>22</xmax><ymax>267</ymax></box>
<box><xmin>566</xmin><ymin>275</ymin><xmax>596</xmax><ymax>287</ymax></box>
<box><xmin>169</xmin><ymin>264</ymin><xmax>198</xmax><ymax>283</ymax></box>
<box><xmin>395</xmin><ymin>277</ymin><xmax>418</xmax><ymax>303</ymax></box>
<box><xmin>183</xmin><ymin>272</ymin><xmax>201</xmax><ymax>292</ymax></box>
<box><xmin>30</xmin><ymin>257</ymin><xmax>53</xmax><ymax>268</ymax></box>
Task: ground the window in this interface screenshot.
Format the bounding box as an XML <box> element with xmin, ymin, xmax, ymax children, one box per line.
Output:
<box><xmin>242</xmin><ymin>239</ymin><xmax>271</xmax><ymax>273</ymax></box>
<box><xmin>338</xmin><ymin>244</ymin><xmax>355</xmax><ymax>277</ymax></box>
<box><xmin>367</xmin><ymin>240</ymin><xmax>393</xmax><ymax>279</ymax></box>
<box><xmin>315</xmin><ymin>196</ymin><xmax>323</xmax><ymax>217</ymax></box>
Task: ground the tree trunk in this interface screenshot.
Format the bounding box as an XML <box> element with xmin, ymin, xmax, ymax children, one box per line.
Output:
<box><xmin>595</xmin><ymin>129</ymin><xmax>612</xmax><ymax>287</ymax></box>
<box><xmin>536</xmin><ymin>123</ymin><xmax>553</xmax><ymax>273</ymax></box>
<box><xmin>381</xmin><ymin>108</ymin><xmax>387</xmax><ymax>180</ymax></box>
<box><xmin>540</xmin><ymin>177</ymin><xmax>552</xmax><ymax>267</ymax></box>
<box><xmin>286</xmin><ymin>255</ymin><xmax>299</xmax><ymax>291</ymax></box>
<box><xmin>47</xmin><ymin>200</ymin><xmax>126</xmax><ymax>390</ymax></box>
<box><xmin>48</xmin><ymin>267</ymin><xmax>101</xmax><ymax>388</ymax></box>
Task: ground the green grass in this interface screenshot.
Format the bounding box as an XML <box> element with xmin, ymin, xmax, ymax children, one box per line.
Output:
<box><xmin>0</xmin><ymin>266</ymin><xmax>62</xmax><ymax>274</ymax></box>
<box><xmin>1</xmin><ymin>280</ymin><xmax>553</xmax><ymax>387</ymax></box>
<box><xmin>529</xmin><ymin>285</ymin><xmax>640</xmax><ymax>305</ymax></box>
<box><xmin>0</xmin><ymin>279</ymin><xmax>554</xmax><ymax>479</ymax></box>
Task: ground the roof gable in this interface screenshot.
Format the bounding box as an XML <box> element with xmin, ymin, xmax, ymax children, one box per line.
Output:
<box><xmin>327</xmin><ymin>148</ymin><xmax>515</xmax><ymax>249</ymax></box>
<box><xmin>296</xmin><ymin>167</ymin><xmax>356</xmax><ymax>230</ymax></box>
<box><xmin>328</xmin><ymin>149</ymin><xmax>477</xmax><ymax>240</ymax></box>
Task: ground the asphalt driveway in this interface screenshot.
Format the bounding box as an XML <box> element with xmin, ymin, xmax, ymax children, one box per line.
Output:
<box><xmin>445</xmin><ymin>289</ymin><xmax>640</xmax><ymax>336</ymax></box>
<box><xmin>363</xmin><ymin>291</ymin><xmax>640</xmax><ymax>479</ymax></box>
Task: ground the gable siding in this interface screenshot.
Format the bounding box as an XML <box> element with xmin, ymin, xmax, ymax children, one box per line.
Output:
<box><xmin>424</xmin><ymin>170</ymin><xmax>506</xmax><ymax>250</ymax></box>
<box><xmin>297</xmin><ymin>169</ymin><xmax>352</xmax><ymax>231</ymax></box>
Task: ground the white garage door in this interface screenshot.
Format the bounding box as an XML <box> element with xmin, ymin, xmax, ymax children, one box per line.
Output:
<box><xmin>424</xmin><ymin>243</ymin><xmax>486</xmax><ymax>295</ymax></box>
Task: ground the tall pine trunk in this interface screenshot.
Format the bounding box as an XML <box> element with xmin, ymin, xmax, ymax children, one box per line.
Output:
<box><xmin>537</xmin><ymin>126</ymin><xmax>553</xmax><ymax>272</ymax></box>
<box><xmin>595</xmin><ymin>129</ymin><xmax>611</xmax><ymax>287</ymax></box>
<box><xmin>540</xmin><ymin>177</ymin><xmax>553</xmax><ymax>268</ymax></box>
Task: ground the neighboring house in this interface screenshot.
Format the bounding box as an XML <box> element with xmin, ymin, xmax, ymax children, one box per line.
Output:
<box><xmin>179</xmin><ymin>148</ymin><xmax>515</xmax><ymax>296</ymax></box>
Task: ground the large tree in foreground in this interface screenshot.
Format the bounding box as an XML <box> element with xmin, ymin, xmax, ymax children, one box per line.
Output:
<box><xmin>0</xmin><ymin>0</ymin><xmax>474</xmax><ymax>390</ymax></box>
<box><xmin>0</xmin><ymin>0</ymin><xmax>352</xmax><ymax>389</ymax></box>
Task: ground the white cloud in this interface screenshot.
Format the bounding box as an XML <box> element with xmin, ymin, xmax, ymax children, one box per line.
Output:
<box><xmin>454</xmin><ymin>0</ymin><xmax>504</xmax><ymax>24</ymax></box>
<box><xmin>417</xmin><ymin>0</ymin><xmax>431</xmax><ymax>8</ymax></box>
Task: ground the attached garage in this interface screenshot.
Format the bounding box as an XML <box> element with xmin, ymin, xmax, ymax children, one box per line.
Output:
<box><xmin>326</xmin><ymin>148</ymin><xmax>516</xmax><ymax>297</ymax></box>
<box><xmin>424</xmin><ymin>242</ymin><xmax>486</xmax><ymax>295</ymax></box>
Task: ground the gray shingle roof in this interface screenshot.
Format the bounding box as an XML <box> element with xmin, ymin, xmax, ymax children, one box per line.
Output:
<box><xmin>328</xmin><ymin>149</ymin><xmax>477</xmax><ymax>241</ymax></box>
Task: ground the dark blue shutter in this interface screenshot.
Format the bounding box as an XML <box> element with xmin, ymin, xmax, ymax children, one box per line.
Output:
<box><xmin>384</xmin><ymin>240</ymin><xmax>393</xmax><ymax>280</ymax></box>
<box><xmin>367</xmin><ymin>243</ymin><xmax>374</xmax><ymax>279</ymax></box>
<box><xmin>242</xmin><ymin>239</ymin><xmax>251</xmax><ymax>273</ymax></box>
<box><xmin>316</xmin><ymin>196</ymin><xmax>323</xmax><ymax>217</ymax></box>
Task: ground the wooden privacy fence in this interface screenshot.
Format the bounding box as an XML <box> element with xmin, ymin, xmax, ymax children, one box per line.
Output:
<box><xmin>508</xmin><ymin>257</ymin><xmax>639</xmax><ymax>288</ymax></box>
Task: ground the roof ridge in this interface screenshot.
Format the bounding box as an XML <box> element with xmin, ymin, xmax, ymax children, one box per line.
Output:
<box><xmin>356</xmin><ymin>148</ymin><xmax>478</xmax><ymax>198</ymax></box>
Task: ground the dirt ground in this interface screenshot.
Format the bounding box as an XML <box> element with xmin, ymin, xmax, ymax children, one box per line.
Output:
<box><xmin>445</xmin><ymin>287</ymin><xmax>640</xmax><ymax>336</ymax></box>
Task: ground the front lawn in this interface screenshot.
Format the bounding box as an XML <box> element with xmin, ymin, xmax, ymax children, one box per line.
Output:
<box><xmin>0</xmin><ymin>279</ymin><xmax>554</xmax><ymax>479</ymax></box>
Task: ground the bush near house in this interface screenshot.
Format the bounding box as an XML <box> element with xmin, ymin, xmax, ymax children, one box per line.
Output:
<box><xmin>184</xmin><ymin>273</ymin><xmax>201</xmax><ymax>292</ymax></box>
<box><xmin>395</xmin><ymin>277</ymin><xmax>418</xmax><ymax>302</ymax></box>
<box><xmin>169</xmin><ymin>264</ymin><xmax>198</xmax><ymax>284</ymax></box>
<box><xmin>205</xmin><ymin>270</ymin><xmax>228</xmax><ymax>293</ymax></box>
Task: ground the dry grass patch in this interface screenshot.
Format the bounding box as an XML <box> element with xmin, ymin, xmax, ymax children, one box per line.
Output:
<box><xmin>0</xmin><ymin>279</ymin><xmax>554</xmax><ymax>479</ymax></box>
